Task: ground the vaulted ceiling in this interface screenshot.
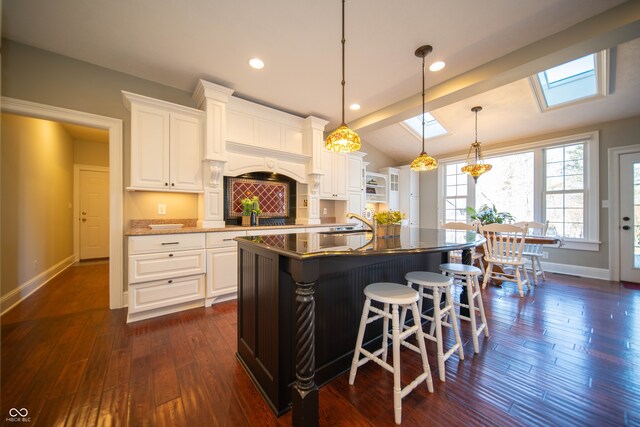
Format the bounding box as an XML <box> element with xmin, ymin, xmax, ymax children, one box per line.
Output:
<box><xmin>3</xmin><ymin>0</ymin><xmax>639</xmax><ymax>163</ymax></box>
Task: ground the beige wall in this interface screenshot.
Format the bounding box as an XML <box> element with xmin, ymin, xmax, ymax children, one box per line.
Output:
<box><xmin>74</xmin><ymin>139</ymin><xmax>109</xmax><ymax>167</ymax></box>
<box><xmin>360</xmin><ymin>139</ymin><xmax>396</xmax><ymax>172</ymax></box>
<box><xmin>420</xmin><ymin>115</ymin><xmax>640</xmax><ymax>270</ymax></box>
<box><xmin>1</xmin><ymin>114</ymin><xmax>74</xmax><ymax>295</ymax></box>
<box><xmin>127</xmin><ymin>192</ymin><xmax>198</xmax><ymax>219</ymax></box>
<box><xmin>1</xmin><ymin>39</ymin><xmax>201</xmax><ymax>225</ymax></box>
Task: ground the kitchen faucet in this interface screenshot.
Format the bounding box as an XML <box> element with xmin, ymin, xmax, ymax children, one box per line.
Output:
<box><xmin>346</xmin><ymin>212</ymin><xmax>376</xmax><ymax>238</ymax></box>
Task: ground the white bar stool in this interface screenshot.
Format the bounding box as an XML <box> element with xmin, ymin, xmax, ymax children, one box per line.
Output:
<box><xmin>403</xmin><ymin>271</ymin><xmax>464</xmax><ymax>382</ymax></box>
<box><xmin>349</xmin><ymin>282</ymin><xmax>434</xmax><ymax>425</ymax></box>
<box><xmin>439</xmin><ymin>263</ymin><xmax>489</xmax><ymax>354</ymax></box>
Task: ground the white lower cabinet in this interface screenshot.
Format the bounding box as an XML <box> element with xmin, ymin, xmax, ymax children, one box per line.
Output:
<box><xmin>127</xmin><ymin>226</ymin><xmax>347</xmax><ymax>322</ymax></box>
<box><xmin>127</xmin><ymin>233</ymin><xmax>206</xmax><ymax>323</ymax></box>
<box><xmin>205</xmin><ymin>230</ymin><xmax>246</xmax><ymax>306</ymax></box>
<box><xmin>206</xmin><ymin>247</ymin><xmax>238</xmax><ymax>305</ymax></box>
<box><xmin>129</xmin><ymin>275</ymin><xmax>205</xmax><ymax>315</ymax></box>
<box><xmin>128</xmin><ymin>249</ymin><xmax>206</xmax><ymax>283</ymax></box>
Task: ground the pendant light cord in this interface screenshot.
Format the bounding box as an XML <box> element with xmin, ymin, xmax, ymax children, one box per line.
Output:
<box><xmin>341</xmin><ymin>0</ymin><xmax>346</xmax><ymax>126</ymax></box>
<box><xmin>475</xmin><ymin>108</ymin><xmax>478</xmax><ymax>143</ymax></box>
<box><xmin>421</xmin><ymin>54</ymin><xmax>426</xmax><ymax>154</ymax></box>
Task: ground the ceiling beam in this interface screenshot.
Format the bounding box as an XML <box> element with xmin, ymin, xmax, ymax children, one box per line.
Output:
<box><xmin>350</xmin><ymin>1</ymin><xmax>640</xmax><ymax>134</ymax></box>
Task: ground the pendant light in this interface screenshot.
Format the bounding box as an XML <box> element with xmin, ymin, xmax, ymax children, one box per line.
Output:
<box><xmin>461</xmin><ymin>106</ymin><xmax>492</xmax><ymax>182</ymax></box>
<box><xmin>410</xmin><ymin>45</ymin><xmax>438</xmax><ymax>172</ymax></box>
<box><xmin>325</xmin><ymin>0</ymin><xmax>361</xmax><ymax>153</ymax></box>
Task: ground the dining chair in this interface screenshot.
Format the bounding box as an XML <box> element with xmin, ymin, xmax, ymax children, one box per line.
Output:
<box><xmin>479</xmin><ymin>223</ymin><xmax>530</xmax><ymax>297</ymax></box>
<box><xmin>441</xmin><ymin>221</ymin><xmax>485</xmax><ymax>273</ymax></box>
<box><xmin>513</xmin><ymin>221</ymin><xmax>549</xmax><ymax>286</ymax></box>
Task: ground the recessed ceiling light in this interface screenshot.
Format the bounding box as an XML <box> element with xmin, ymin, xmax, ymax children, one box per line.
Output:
<box><xmin>429</xmin><ymin>61</ymin><xmax>445</xmax><ymax>72</ymax></box>
<box><xmin>350</xmin><ymin>103</ymin><xmax>361</xmax><ymax>110</ymax></box>
<box><xmin>249</xmin><ymin>58</ymin><xmax>264</xmax><ymax>69</ymax></box>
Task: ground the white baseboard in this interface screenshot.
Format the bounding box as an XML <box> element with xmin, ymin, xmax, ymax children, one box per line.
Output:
<box><xmin>1</xmin><ymin>255</ymin><xmax>76</xmax><ymax>316</ymax></box>
<box><xmin>540</xmin><ymin>261</ymin><xmax>610</xmax><ymax>280</ymax></box>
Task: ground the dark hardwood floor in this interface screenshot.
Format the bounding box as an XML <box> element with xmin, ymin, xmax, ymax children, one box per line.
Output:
<box><xmin>2</xmin><ymin>264</ymin><xmax>639</xmax><ymax>426</ymax></box>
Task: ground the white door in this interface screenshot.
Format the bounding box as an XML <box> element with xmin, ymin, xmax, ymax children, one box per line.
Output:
<box><xmin>80</xmin><ymin>170</ymin><xmax>109</xmax><ymax>260</ymax></box>
<box><xmin>620</xmin><ymin>152</ymin><xmax>640</xmax><ymax>283</ymax></box>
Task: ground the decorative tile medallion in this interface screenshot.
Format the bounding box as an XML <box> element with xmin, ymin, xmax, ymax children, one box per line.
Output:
<box><xmin>228</xmin><ymin>177</ymin><xmax>289</xmax><ymax>218</ymax></box>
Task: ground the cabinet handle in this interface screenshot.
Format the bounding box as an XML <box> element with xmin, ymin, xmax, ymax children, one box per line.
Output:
<box><xmin>168</xmin><ymin>279</ymin><xmax>173</xmax><ymax>284</ymax></box>
<box><xmin>161</xmin><ymin>242</ymin><xmax>179</xmax><ymax>245</ymax></box>
<box><xmin>168</xmin><ymin>253</ymin><xmax>174</xmax><ymax>257</ymax></box>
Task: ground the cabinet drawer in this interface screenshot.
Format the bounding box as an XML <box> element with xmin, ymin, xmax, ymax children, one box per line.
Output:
<box><xmin>129</xmin><ymin>233</ymin><xmax>205</xmax><ymax>254</ymax></box>
<box><xmin>206</xmin><ymin>231</ymin><xmax>246</xmax><ymax>247</ymax></box>
<box><xmin>129</xmin><ymin>249</ymin><xmax>205</xmax><ymax>283</ymax></box>
<box><xmin>129</xmin><ymin>274</ymin><xmax>205</xmax><ymax>314</ymax></box>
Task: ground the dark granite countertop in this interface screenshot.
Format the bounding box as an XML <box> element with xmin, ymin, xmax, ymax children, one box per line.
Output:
<box><xmin>235</xmin><ymin>227</ymin><xmax>484</xmax><ymax>260</ymax></box>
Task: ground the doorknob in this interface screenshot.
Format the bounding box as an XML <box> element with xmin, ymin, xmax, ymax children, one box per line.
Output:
<box><xmin>623</xmin><ymin>225</ymin><xmax>631</xmax><ymax>230</ymax></box>
<box><xmin>82</xmin><ymin>218</ymin><xmax>87</xmax><ymax>222</ymax></box>
<box><xmin>82</xmin><ymin>211</ymin><xmax>87</xmax><ymax>215</ymax></box>
<box><xmin>622</xmin><ymin>216</ymin><xmax>630</xmax><ymax>221</ymax></box>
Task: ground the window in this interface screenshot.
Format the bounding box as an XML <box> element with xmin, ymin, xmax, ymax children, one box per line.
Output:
<box><xmin>530</xmin><ymin>51</ymin><xmax>608</xmax><ymax>111</ymax></box>
<box><xmin>439</xmin><ymin>132</ymin><xmax>599</xmax><ymax>251</ymax></box>
<box><xmin>544</xmin><ymin>143</ymin><xmax>586</xmax><ymax>238</ymax></box>
<box><xmin>402</xmin><ymin>112</ymin><xmax>448</xmax><ymax>139</ymax></box>
<box><xmin>443</xmin><ymin>162</ymin><xmax>468</xmax><ymax>223</ymax></box>
<box><xmin>476</xmin><ymin>152</ymin><xmax>535</xmax><ymax>222</ymax></box>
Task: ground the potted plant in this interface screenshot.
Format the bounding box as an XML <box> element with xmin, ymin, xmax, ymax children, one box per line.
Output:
<box><xmin>374</xmin><ymin>210</ymin><xmax>405</xmax><ymax>237</ymax></box>
<box><xmin>241</xmin><ymin>196</ymin><xmax>262</xmax><ymax>226</ymax></box>
<box><xmin>465</xmin><ymin>204</ymin><xmax>514</xmax><ymax>225</ymax></box>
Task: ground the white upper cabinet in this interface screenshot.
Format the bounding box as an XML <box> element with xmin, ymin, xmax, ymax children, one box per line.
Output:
<box><xmin>365</xmin><ymin>172</ymin><xmax>388</xmax><ymax>204</ymax></box>
<box><xmin>347</xmin><ymin>154</ymin><xmax>364</xmax><ymax>192</ymax></box>
<box><xmin>319</xmin><ymin>149</ymin><xmax>347</xmax><ymax>200</ymax></box>
<box><xmin>124</xmin><ymin>91</ymin><xmax>205</xmax><ymax>192</ymax></box>
<box><xmin>379</xmin><ymin>167</ymin><xmax>400</xmax><ymax>211</ymax></box>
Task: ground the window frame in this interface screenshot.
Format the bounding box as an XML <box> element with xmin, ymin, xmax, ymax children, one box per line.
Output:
<box><xmin>529</xmin><ymin>50</ymin><xmax>609</xmax><ymax>112</ymax></box>
<box><xmin>438</xmin><ymin>131</ymin><xmax>600</xmax><ymax>251</ymax></box>
<box><xmin>400</xmin><ymin>112</ymin><xmax>450</xmax><ymax>140</ymax></box>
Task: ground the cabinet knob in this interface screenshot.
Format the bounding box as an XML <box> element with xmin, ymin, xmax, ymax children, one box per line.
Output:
<box><xmin>168</xmin><ymin>280</ymin><xmax>173</xmax><ymax>284</ymax></box>
<box><xmin>623</xmin><ymin>225</ymin><xmax>631</xmax><ymax>230</ymax></box>
<box><xmin>165</xmin><ymin>182</ymin><xmax>169</xmax><ymax>186</ymax></box>
<box><xmin>168</xmin><ymin>253</ymin><xmax>174</xmax><ymax>257</ymax></box>
<box><xmin>623</xmin><ymin>216</ymin><xmax>630</xmax><ymax>221</ymax></box>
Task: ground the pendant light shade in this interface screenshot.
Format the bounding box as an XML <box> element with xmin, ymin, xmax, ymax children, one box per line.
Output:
<box><xmin>325</xmin><ymin>0</ymin><xmax>361</xmax><ymax>153</ymax></box>
<box><xmin>461</xmin><ymin>106</ymin><xmax>492</xmax><ymax>182</ymax></box>
<box><xmin>410</xmin><ymin>45</ymin><xmax>438</xmax><ymax>172</ymax></box>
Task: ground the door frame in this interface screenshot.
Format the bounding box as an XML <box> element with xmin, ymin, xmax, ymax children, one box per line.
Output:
<box><xmin>74</xmin><ymin>165</ymin><xmax>110</xmax><ymax>262</ymax></box>
<box><xmin>2</xmin><ymin>97</ymin><xmax>124</xmax><ymax>309</ymax></box>
<box><xmin>608</xmin><ymin>144</ymin><xmax>640</xmax><ymax>281</ymax></box>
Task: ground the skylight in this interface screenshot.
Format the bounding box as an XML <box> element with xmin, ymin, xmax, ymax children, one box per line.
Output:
<box><xmin>531</xmin><ymin>50</ymin><xmax>608</xmax><ymax>111</ymax></box>
<box><xmin>403</xmin><ymin>113</ymin><xmax>448</xmax><ymax>139</ymax></box>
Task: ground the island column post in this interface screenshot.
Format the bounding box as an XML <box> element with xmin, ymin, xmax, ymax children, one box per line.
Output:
<box><xmin>290</xmin><ymin>258</ymin><xmax>320</xmax><ymax>427</ymax></box>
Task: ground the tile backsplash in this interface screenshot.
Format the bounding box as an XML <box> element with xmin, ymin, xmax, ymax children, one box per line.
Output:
<box><xmin>227</xmin><ymin>177</ymin><xmax>289</xmax><ymax>218</ymax></box>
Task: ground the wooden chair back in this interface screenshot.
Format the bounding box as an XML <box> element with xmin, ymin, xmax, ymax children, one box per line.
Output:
<box><xmin>513</xmin><ymin>221</ymin><xmax>549</xmax><ymax>255</ymax></box>
<box><xmin>479</xmin><ymin>223</ymin><xmax>527</xmax><ymax>263</ymax></box>
<box><xmin>441</xmin><ymin>221</ymin><xmax>476</xmax><ymax>231</ymax></box>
